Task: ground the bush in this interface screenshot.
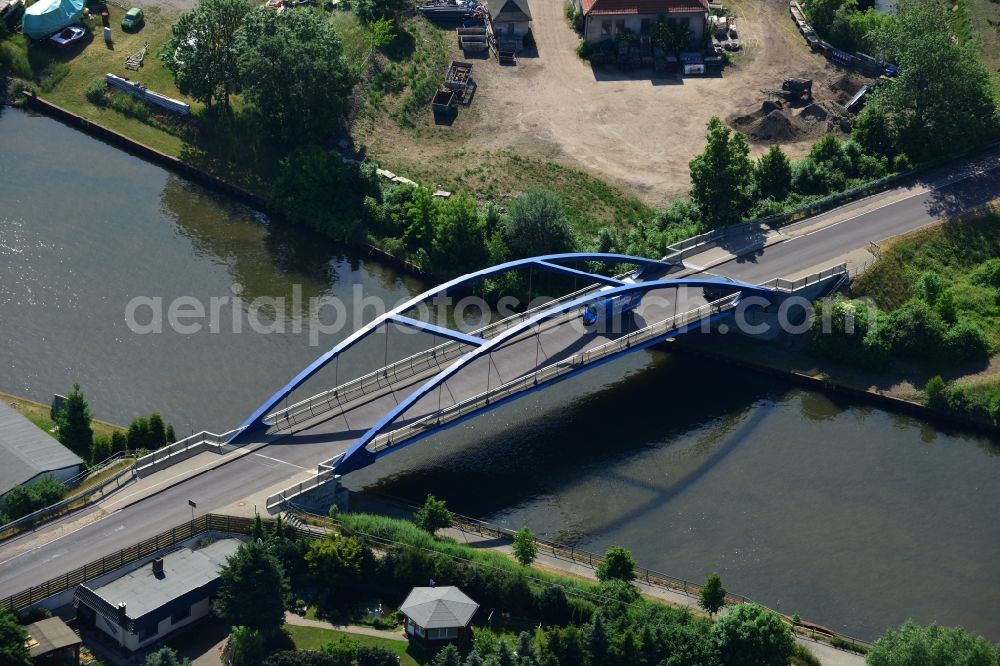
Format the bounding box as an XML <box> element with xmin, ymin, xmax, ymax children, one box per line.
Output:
<box><xmin>942</xmin><ymin>319</ymin><xmax>993</xmax><ymax>362</ymax></box>
<box><xmin>595</xmin><ymin>545</ymin><xmax>635</xmax><ymax>582</ymax></box>
<box><xmin>107</xmin><ymin>92</ymin><xmax>151</xmax><ymax>121</ymax></box>
<box><xmin>925</xmin><ymin>376</ymin><xmax>947</xmax><ymax>410</ymax></box>
<box><xmin>1</xmin><ymin>475</ymin><xmax>68</xmax><ymax>521</ymax></box>
<box><xmin>85</xmin><ymin>78</ymin><xmax>107</xmax><ymax>106</ymax></box>
<box><xmin>575</xmin><ymin>40</ymin><xmax>589</xmax><ymax>59</ymax></box>
<box><xmin>892</xmin><ymin>153</ymin><xmax>914</xmax><ymax>172</ymax></box>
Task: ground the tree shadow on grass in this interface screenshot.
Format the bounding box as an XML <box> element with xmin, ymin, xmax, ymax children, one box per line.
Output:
<box><xmin>383</xmin><ymin>23</ymin><xmax>416</xmax><ymax>61</ymax></box>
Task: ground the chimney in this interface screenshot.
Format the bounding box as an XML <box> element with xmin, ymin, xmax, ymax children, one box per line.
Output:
<box><xmin>152</xmin><ymin>557</ymin><xmax>164</xmax><ymax>577</ymax></box>
<box><xmin>116</xmin><ymin>602</ymin><xmax>127</xmax><ymax>626</ymax></box>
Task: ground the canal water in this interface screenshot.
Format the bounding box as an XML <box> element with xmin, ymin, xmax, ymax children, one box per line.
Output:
<box><xmin>1</xmin><ymin>109</ymin><xmax>998</xmax><ymax>642</ymax></box>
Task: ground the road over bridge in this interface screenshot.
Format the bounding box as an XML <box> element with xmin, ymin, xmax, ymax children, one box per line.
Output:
<box><xmin>0</xmin><ymin>149</ymin><xmax>997</xmax><ymax>603</ymax></box>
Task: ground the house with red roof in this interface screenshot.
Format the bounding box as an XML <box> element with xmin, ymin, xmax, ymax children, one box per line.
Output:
<box><xmin>575</xmin><ymin>0</ymin><xmax>708</xmax><ymax>47</ymax></box>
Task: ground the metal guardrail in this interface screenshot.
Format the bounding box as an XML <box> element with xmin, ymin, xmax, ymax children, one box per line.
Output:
<box><xmin>368</xmin><ymin>295</ymin><xmax>739</xmax><ymax>454</ymax></box>
<box><xmin>0</xmin><ymin>464</ymin><xmax>137</xmax><ymax>537</ymax></box>
<box><xmin>759</xmin><ymin>263</ymin><xmax>848</xmax><ymax>291</ymax></box>
<box><xmin>133</xmin><ymin>429</ymin><xmax>236</xmax><ymax>470</ymax></box>
<box><xmin>266</xmin><ymin>468</ymin><xmax>338</xmax><ymax>510</ymax></box>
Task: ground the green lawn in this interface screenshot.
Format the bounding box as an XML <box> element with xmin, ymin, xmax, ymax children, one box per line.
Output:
<box><xmin>285</xmin><ymin>625</ymin><xmax>431</xmax><ymax>666</ymax></box>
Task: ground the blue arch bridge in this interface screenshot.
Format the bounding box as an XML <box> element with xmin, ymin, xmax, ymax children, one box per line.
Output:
<box><xmin>219</xmin><ymin>253</ymin><xmax>845</xmax><ymax>509</ymax></box>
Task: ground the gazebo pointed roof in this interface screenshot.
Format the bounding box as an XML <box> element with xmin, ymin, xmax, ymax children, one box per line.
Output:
<box><xmin>399</xmin><ymin>586</ymin><xmax>479</xmax><ymax>629</ymax></box>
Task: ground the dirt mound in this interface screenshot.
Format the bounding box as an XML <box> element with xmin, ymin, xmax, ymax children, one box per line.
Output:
<box><xmin>829</xmin><ymin>74</ymin><xmax>861</xmax><ymax>95</ymax></box>
<box><xmin>731</xmin><ymin>100</ymin><xmax>785</xmax><ymax>128</ymax></box>
<box><xmin>799</xmin><ymin>102</ymin><xmax>828</xmax><ymax>121</ymax></box>
<box><xmin>745</xmin><ymin>109</ymin><xmax>809</xmax><ymax>142</ymax></box>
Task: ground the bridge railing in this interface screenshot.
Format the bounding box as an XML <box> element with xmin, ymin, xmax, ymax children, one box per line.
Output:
<box><xmin>759</xmin><ymin>263</ymin><xmax>848</xmax><ymax>292</ymax></box>
<box><xmin>368</xmin><ymin>294</ymin><xmax>739</xmax><ymax>454</ymax></box>
<box><xmin>133</xmin><ymin>429</ymin><xmax>238</xmax><ymax>472</ymax></box>
<box><xmin>264</xmin><ymin>276</ymin><xmax>628</xmax><ymax>432</ymax></box>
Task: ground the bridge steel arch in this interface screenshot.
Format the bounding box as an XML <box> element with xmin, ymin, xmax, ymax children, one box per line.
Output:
<box><xmin>329</xmin><ymin>275</ymin><xmax>776</xmax><ymax>475</ymax></box>
<box><xmin>233</xmin><ymin>253</ymin><xmax>673</xmax><ymax>441</ymax></box>
<box><xmin>231</xmin><ymin>254</ymin><xmax>780</xmax><ymax>470</ymax></box>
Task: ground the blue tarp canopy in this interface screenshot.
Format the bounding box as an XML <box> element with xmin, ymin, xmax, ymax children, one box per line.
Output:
<box><xmin>22</xmin><ymin>0</ymin><xmax>84</xmax><ymax>39</ymax></box>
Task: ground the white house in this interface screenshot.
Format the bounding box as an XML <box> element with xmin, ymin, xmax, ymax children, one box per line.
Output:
<box><xmin>74</xmin><ymin>538</ymin><xmax>242</xmax><ymax>652</ymax></box>
<box><xmin>576</xmin><ymin>0</ymin><xmax>708</xmax><ymax>46</ymax></box>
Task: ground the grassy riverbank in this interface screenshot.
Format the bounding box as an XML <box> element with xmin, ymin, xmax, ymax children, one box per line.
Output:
<box><xmin>0</xmin><ymin>391</ymin><xmax>125</xmax><ymax>438</ymax></box>
<box><xmin>850</xmin><ymin>203</ymin><xmax>1000</xmax><ymax>421</ymax></box>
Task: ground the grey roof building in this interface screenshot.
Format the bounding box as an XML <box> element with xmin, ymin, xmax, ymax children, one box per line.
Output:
<box><xmin>0</xmin><ymin>400</ymin><xmax>84</xmax><ymax>497</ymax></box>
<box><xmin>400</xmin><ymin>586</ymin><xmax>478</xmax><ymax>644</ymax></box>
<box><xmin>75</xmin><ymin>538</ymin><xmax>242</xmax><ymax>651</ymax></box>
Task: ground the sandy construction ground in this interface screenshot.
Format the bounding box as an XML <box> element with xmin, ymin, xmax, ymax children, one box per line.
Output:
<box><xmin>360</xmin><ymin>0</ymin><xmax>868</xmax><ymax>206</ymax></box>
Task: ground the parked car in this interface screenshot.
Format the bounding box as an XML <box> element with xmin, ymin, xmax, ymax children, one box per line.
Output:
<box><xmin>121</xmin><ymin>7</ymin><xmax>143</xmax><ymax>31</ymax></box>
<box><xmin>48</xmin><ymin>24</ymin><xmax>85</xmax><ymax>48</ymax></box>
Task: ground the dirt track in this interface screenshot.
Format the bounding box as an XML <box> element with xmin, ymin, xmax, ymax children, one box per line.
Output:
<box><xmin>439</xmin><ymin>0</ymin><xmax>856</xmax><ymax>204</ymax></box>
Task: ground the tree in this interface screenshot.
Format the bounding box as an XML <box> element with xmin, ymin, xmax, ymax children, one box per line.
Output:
<box><xmin>1</xmin><ymin>485</ymin><xmax>34</xmax><ymax>519</ymax></box>
<box><xmin>161</xmin><ymin>0</ymin><xmax>250</xmax><ymax>109</ymax></box>
<box><xmin>595</xmin><ymin>545</ymin><xmax>635</xmax><ymax>582</ymax></box>
<box><xmin>127</xmin><ymin>417</ymin><xmax>152</xmax><ymax>451</ymax></box>
<box><xmin>867</xmin><ymin>0</ymin><xmax>998</xmax><ymax>162</ymax></box>
<box><xmin>689</xmin><ymin>117</ymin><xmax>754</xmax><ymax>228</ymax></box>
<box><xmin>356</xmin><ymin>645</ymin><xmax>399</xmax><ymax>666</ymax></box>
<box><xmin>213</xmin><ymin>541</ymin><xmax>290</xmax><ymax>635</ymax></box>
<box><xmin>403</xmin><ymin>186</ymin><xmax>438</xmax><ymax>249</ymax></box>
<box><xmin>512</xmin><ymin>526</ymin><xmax>537</xmax><ymax>567</ymax></box>
<box><xmin>230</xmin><ymin>626</ymin><xmax>265</xmax><ymax>666</ymax></box>
<box><xmin>414</xmin><ymin>493</ymin><xmax>453</xmax><ymax>535</ymax></box>
<box><xmin>237</xmin><ymin>8</ymin><xmax>357</xmax><ymax>145</ymax></box>
<box><xmin>502</xmin><ymin>188</ymin><xmax>575</xmax><ymax>259</ymax></box>
<box><xmin>433</xmin><ymin>644</ymin><xmax>463</xmax><ymax>666</ymax></box>
<box><xmin>852</xmin><ymin>106</ymin><xmax>896</xmax><ymax>159</ymax></box>
<box><xmin>56</xmin><ymin>383</ymin><xmax>93</xmax><ymax>457</ymax></box>
<box><xmin>111</xmin><ymin>430</ymin><xmax>129</xmax><ymax>455</ymax></box>
<box><xmin>537</xmin><ymin>585</ymin><xmax>570</xmax><ymax>625</ymax></box>
<box><xmin>30</xmin><ymin>475</ymin><xmax>66</xmax><ymax>507</ymax></box>
<box><xmin>432</xmin><ymin>192</ymin><xmax>488</xmax><ymax>274</ymax></box>
<box><xmin>584</xmin><ymin>612</ymin><xmax>609</xmax><ymax>665</ymax></box>
<box><xmin>165</xmin><ymin>423</ymin><xmax>177</xmax><ymax>444</ymax></box>
<box><xmin>0</xmin><ymin>608</ymin><xmax>30</xmax><ymax>666</ymax></box>
<box><xmin>755</xmin><ymin>145</ymin><xmax>792</xmax><ymax>201</ymax></box>
<box><xmin>305</xmin><ymin>533</ymin><xmax>371</xmax><ymax>584</ymax></box>
<box><xmin>90</xmin><ymin>434</ymin><xmax>112</xmax><ymax>466</ymax></box>
<box><xmin>145</xmin><ymin>646</ymin><xmax>191</xmax><ymax>666</ymax></box>
<box><xmin>270</xmin><ymin>148</ymin><xmax>381</xmax><ymax>242</ymax></box>
<box><xmin>867</xmin><ymin>621</ymin><xmax>1000</xmax><ymax>666</ymax></box>
<box><xmin>322</xmin><ymin>635</ymin><xmax>359</xmax><ymax>666</ymax></box>
<box><xmin>699</xmin><ymin>573</ymin><xmax>726</xmax><ymax>617</ymax></box>
<box><xmin>148</xmin><ymin>413</ymin><xmax>168</xmax><ymax>449</ymax></box>
<box><xmin>713</xmin><ymin>603</ymin><xmax>795</xmax><ymax>666</ymax></box>
<box><xmin>250</xmin><ymin>513</ymin><xmax>266</xmax><ymax>541</ymax></box>
<box><xmin>354</xmin><ymin>0</ymin><xmax>409</xmax><ymax>22</ymax></box>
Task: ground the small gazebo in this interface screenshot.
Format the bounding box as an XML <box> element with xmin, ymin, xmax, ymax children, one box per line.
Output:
<box><xmin>399</xmin><ymin>586</ymin><xmax>478</xmax><ymax>646</ymax></box>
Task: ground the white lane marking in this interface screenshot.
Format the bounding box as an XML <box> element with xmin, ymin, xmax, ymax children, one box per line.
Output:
<box><xmin>252</xmin><ymin>453</ymin><xmax>309</xmax><ymax>471</ymax></box>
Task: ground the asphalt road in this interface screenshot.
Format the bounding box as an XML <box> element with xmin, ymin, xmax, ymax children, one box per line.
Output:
<box><xmin>1</xmin><ymin>150</ymin><xmax>998</xmax><ymax>601</ymax></box>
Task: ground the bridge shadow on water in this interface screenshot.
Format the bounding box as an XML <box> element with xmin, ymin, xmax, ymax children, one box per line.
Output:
<box><xmin>353</xmin><ymin>351</ymin><xmax>790</xmax><ymax>538</ymax></box>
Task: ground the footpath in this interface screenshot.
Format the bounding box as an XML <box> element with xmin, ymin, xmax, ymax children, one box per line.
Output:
<box><xmin>439</xmin><ymin>526</ymin><xmax>866</xmax><ymax>666</ymax></box>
